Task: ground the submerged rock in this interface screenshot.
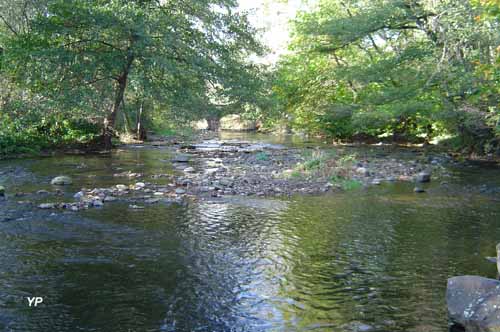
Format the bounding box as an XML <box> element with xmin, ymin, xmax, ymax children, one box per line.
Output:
<box><xmin>51</xmin><ymin>176</ymin><xmax>73</xmax><ymax>185</ymax></box>
<box><xmin>0</xmin><ymin>186</ymin><xmax>4</xmax><ymax>196</ymax></box>
<box><xmin>447</xmin><ymin>275</ymin><xmax>500</xmax><ymax>332</ymax></box>
<box><xmin>414</xmin><ymin>187</ymin><xmax>426</xmax><ymax>193</ymax></box>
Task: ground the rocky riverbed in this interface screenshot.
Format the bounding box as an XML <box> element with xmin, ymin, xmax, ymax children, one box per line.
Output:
<box><xmin>0</xmin><ymin>136</ymin><xmax>461</xmax><ymax>212</ymax></box>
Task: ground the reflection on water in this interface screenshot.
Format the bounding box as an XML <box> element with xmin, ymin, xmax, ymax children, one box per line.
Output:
<box><xmin>0</xmin><ymin>141</ymin><xmax>499</xmax><ymax>332</ymax></box>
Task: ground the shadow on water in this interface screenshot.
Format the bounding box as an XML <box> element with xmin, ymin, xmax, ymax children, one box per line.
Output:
<box><xmin>0</xmin><ymin>135</ymin><xmax>499</xmax><ymax>331</ymax></box>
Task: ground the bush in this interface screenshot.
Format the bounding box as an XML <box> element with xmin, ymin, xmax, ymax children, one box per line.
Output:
<box><xmin>0</xmin><ymin>113</ymin><xmax>100</xmax><ymax>156</ymax></box>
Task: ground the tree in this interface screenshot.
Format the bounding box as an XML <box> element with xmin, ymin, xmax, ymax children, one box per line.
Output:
<box><xmin>274</xmin><ymin>0</ymin><xmax>500</xmax><ymax>152</ymax></box>
<box><xmin>3</xmin><ymin>0</ymin><xmax>263</xmax><ymax>148</ymax></box>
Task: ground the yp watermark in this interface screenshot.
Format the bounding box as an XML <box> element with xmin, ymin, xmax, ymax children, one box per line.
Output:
<box><xmin>27</xmin><ymin>297</ymin><xmax>43</xmax><ymax>307</ymax></box>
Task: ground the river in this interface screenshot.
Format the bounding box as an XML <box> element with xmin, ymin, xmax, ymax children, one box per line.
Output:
<box><xmin>0</xmin><ymin>133</ymin><xmax>499</xmax><ymax>332</ymax></box>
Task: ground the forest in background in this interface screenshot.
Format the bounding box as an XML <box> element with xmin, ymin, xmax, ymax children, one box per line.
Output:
<box><xmin>1</xmin><ymin>0</ymin><xmax>500</xmax><ymax>156</ymax></box>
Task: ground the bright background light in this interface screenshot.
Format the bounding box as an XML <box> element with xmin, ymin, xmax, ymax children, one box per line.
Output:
<box><xmin>238</xmin><ymin>0</ymin><xmax>311</xmax><ymax>64</ymax></box>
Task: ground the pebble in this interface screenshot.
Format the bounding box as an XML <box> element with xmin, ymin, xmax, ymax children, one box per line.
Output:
<box><xmin>175</xmin><ymin>188</ymin><xmax>186</xmax><ymax>195</ymax></box>
<box><xmin>355</xmin><ymin>167</ymin><xmax>370</xmax><ymax>176</ymax></box>
<box><xmin>342</xmin><ymin>321</ymin><xmax>374</xmax><ymax>332</ymax></box>
<box><xmin>38</xmin><ymin>203</ymin><xmax>56</xmax><ymax>209</ymax></box>
<box><xmin>116</xmin><ymin>184</ymin><xmax>128</xmax><ymax>191</ymax></box>
<box><xmin>172</xmin><ymin>154</ymin><xmax>190</xmax><ymax>162</ymax></box>
<box><xmin>51</xmin><ymin>176</ymin><xmax>73</xmax><ymax>185</ymax></box>
<box><xmin>144</xmin><ymin>198</ymin><xmax>160</xmax><ymax>204</ymax></box>
<box><xmin>92</xmin><ymin>200</ymin><xmax>104</xmax><ymax>207</ymax></box>
<box><xmin>416</xmin><ymin>171</ymin><xmax>431</xmax><ymax>183</ymax></box>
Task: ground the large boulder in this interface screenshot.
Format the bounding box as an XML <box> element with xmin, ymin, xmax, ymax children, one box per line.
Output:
<box><xmin>447</xmin><ymin>275</ymin><xmax>500</xmax><ymax>332</ymax></box>
<box><xmin>50</xmin><ymin>176</ymin><xmax>73</xmax><ymax>185</ymax></box>
<box><xmin>220</xmin><ymin>114</ymin><xmax>257</xmax><ymax>131</ymax></box>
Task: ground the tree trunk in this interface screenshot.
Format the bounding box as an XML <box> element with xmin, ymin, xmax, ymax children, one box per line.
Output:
<box><xmin>136</xmin><ymin>99</ymin><xmax>146</xmax><ymax>140</ymax></box>
<box><xmin>103</xmin><ymin>53</ymin><xmax>134</xmax><ymax>150</ymax></box>
<box><xmin>207</xmin><ymin>116</ymin><xmax>220</xmax><ymax>131</ymax></box>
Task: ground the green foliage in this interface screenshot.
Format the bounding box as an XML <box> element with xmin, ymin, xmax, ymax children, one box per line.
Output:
<box><xmin>271</xmin><ymin>0</ymin><xmax>500</xmax><ymax>154</ymax></box>
<box><xmin>0</xmin><ymin>113</ymin><xmax>100</xmax><ymax>156</ymax></box>
<box><xmin>0</xmin><ymin>0</ymin><xmax>266</xmax><ymax>153</ymax></box>
<box><xmin>286</xmin><ymin>149</ymin><xmax>362</xmax><ymax>190</ymax></box>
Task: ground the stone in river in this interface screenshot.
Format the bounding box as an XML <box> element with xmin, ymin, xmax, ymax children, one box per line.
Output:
<box><xmin>104</xmin><ymin>196</ymin><xmax>117</xmax><ymax>202</ymax></box>
<box><xmin>447</xmin><ymin>275</ymin><xmax>500</xmax><ymax>332</ymax></box>
<box><xmin>355</xmin><ymin>167</ymin><xmax>370</xmax><ymax>176</ymax></box>
<box><xmin>116</xmin><ymin>184</ymin><xmax>127</xmax><ymax>191</ymax></box>
<box><xmin>205</xmin><ymin>168</ymin><xmax>218</xmax><ymax>175</ymax></box>
<box><xmin>38</xmin><ymin>203</ymin><xmax>56</xmax><ymax>209</ymax></box>
<box><xmin>184</xmin><ymin>167</ymin><xmax>195</xmax><ymax>173</ymax></box>
<box><xmin>0</xmin><ymin>186</ymin><xmax>5</xmax><ymax>196</ymax></box>
<box><xmin>50</xmin><ymin>176</ymin><xmax>73</xmax><ymax>185</ymax></box>
<box><xmin>415</xmin><ymin>171</ymin><xmax>431</xmax><ymax>183</ymax></box>
<box><xmin>342</xmin><ymin>321</ymin><xmax>374</xmax><ymax>332</ymax></box>
<box><xmin>413</xmin><ymin>187</ymin><xmax>426</xmax><ymax>193</ymax></box>
<box><xmin>175</xmin><ymin>188</ymin><xmax>186</xmax><ymax>195</ymax></box>
<box><xmin>485</xmin><ymin>256</ymin><xmax>497</xmax><ymax>264</ymax></box>
<box><xmin>172</xmin><ymin>154</ymin><xmax>190</xmax><ymax>162</ymax></box>
<box><xmin>144</xmin><ymin>198</ymin><xmax>160</xmax><ymax>204</ymax></box>
<box><xmin>92</xmin><ymin>200</ymin><xmax>104</xmax><ymax>207</ymax></box>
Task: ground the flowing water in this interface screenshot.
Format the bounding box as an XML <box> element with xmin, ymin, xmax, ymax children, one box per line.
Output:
<box><xmin>0</xmin><ymin>134</ymin><xmax>499</xmax><ymax>332</ymax></box>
